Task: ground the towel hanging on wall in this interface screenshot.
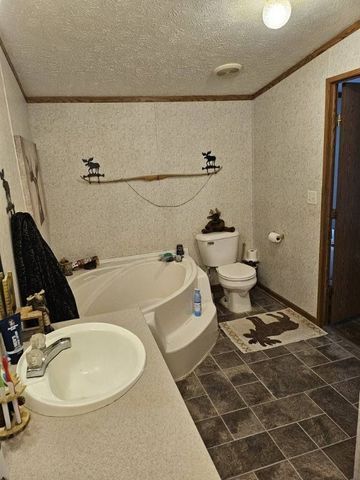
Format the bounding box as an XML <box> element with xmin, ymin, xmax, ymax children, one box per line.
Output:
<box><xmin>11</xmin><ymin>212</ymin><xmax>79</xmax><ymax>323</ymax></box>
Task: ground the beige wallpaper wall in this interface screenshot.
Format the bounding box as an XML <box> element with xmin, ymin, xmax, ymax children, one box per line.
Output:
<box><xmin>29</xmin><ymin>101</ymin><xmax>254</xmax><ymax>262</ymax></box>
<box><xmin>254</xmin><ymin>29</ymin><xmax>360</xmax><ymax>317</ymax></box>
<box><xmin>26</xmin><ymin>28</ymin><xmax>360</xmax><ymax>317</ymax></box>
<box><xmin>0</xmin><ymin>49</ymin><xmax>29</xmax><ymax>298</ymax></box>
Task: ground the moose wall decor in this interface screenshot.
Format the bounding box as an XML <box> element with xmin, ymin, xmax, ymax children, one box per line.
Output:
<box><xmin>202</xmin><ymin>209</ymin><xmax>235</xmax><ymax>234</ymax></box>
<box><xmin>79</xmin><ymin>150</ymin><xmax>223</xmax><ymax>206</ymax></box>
<box><xmin>81</xmin><ymin>157</ymin><xmax>105</xmax><ymax>183</ymax></box>
<box><xmin>202</xmin><ymin>151</ymin><xmax>221</xmax><ymax>173</ymax></box>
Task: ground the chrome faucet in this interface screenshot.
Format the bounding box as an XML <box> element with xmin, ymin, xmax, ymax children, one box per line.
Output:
<box><xmin>26</xmin><ymin>337</ymin><xmax>71</xmax><ymax>379</ymax></box>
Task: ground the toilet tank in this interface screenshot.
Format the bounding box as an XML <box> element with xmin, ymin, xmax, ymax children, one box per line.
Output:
<box><xmin>195</xmin><ymin>230</ymin><xmax>239</xmax><ymax>267</ymax></box>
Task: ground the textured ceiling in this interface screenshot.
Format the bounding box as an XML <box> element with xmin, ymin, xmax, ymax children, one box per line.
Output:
<box><xmin>0</xmin><ymin>0</ymin><xmax>359</xmax><ymax>97</ymax></box>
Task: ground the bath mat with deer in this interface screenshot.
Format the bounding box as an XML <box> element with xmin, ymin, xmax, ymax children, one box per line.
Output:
<box><xmin>220</xmin><ymin>308</ymin><xmax>327</xmax><ymax>353</ymax></box>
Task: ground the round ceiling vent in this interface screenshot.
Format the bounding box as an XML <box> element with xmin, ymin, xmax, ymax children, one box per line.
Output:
<box><xmin>214</xmin><ymin>63</ymin><xmax>243</xmax><ymax>77</ymax></box>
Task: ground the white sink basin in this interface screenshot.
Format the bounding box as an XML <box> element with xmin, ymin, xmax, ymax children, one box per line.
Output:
<box><xmin>17</xmin><ymin>323</ymin><xmax>146</xmax><ymax>416</ymax></box>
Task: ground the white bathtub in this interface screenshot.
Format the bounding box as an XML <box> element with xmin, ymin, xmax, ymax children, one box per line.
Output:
<box><xmin>69</xmin><ymin>251</ymin><xmax>218</xmax><ymax>380</ymax></box>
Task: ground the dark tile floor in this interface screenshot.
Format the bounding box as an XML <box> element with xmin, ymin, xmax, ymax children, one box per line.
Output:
<box><xmin>176</xmin><ymin>286</ymin><xmax>360</xmax><ymax>480</ymax></box>
<box><xmin>334</xmin><ymin>319</ymin><xmax>360</xmax><ymax>347</ymax></box>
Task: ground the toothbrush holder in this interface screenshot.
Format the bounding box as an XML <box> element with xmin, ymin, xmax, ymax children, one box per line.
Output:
<box><xmin>0</xmin><ymin>376</ymin><xmax>30</xmax><ymax>440</ymax></box>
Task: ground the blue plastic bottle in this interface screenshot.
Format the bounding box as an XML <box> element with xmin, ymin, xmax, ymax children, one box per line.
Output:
<box><xmin>193</xmin><ymin>289</ymin><xmax>202</xmax><ymax>317</ymax></box>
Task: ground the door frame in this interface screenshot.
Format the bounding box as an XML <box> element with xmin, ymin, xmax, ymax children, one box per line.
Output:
<box><xmin>317</xmin><ymin>67</ymin><xmax>360</xmax><ymax>326</ymax></box>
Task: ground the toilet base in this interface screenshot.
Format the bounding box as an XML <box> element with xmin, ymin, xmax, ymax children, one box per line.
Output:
<box><xmin>220</xmin><ymin>290</ymin><xmax>251</xmax><ymax>314</ymax></box>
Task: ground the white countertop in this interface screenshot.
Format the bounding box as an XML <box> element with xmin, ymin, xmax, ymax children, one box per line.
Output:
<box><xmin>4</xmin><ymin>309</ymin><xmax>220</xmax><ymax>480</ymax></box>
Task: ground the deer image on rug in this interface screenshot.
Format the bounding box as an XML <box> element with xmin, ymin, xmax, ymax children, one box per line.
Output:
<box><xmin>220</xmin><ymin>308</ymin><xmax>327</xmax><ymax>353</ymax></box>
<box><xmin>244</xmin><ymin>312</ymin><xmax>299</xmax><ymax>347</ymax></box>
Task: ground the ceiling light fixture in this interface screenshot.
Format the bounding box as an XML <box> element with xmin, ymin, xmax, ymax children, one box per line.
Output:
<box><xmin>262</xmin><ymin>0</ymin><xmax>292</xmax><ymax>30</ymax></box>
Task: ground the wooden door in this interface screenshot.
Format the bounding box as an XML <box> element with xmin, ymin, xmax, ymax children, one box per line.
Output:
<box><xmin>330</xmin><ymin>83</ymin><xmax>360</xmax><ymax>323</ymax></box>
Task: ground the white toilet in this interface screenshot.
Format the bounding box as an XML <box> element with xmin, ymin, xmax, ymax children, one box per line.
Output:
<box><xmin>196</xmin><ymin>230</ymin><xmax>257</xmax><ymax>313</ymax></box>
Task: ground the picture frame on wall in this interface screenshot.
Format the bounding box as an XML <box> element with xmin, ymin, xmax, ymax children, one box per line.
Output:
<box><xmin>14</xmin><ymin>135</ymin><xmax>47</xmax><ymax>228</ymax></box>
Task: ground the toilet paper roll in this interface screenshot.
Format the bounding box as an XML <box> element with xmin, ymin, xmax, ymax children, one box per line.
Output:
<box><xmin>246</xmin><ymin>249</ymin><xmax>258</xmax><ymax>262</ymax></box>
<box><xmin>268</xmin><ymin>232</ymin><xmax>283</xmax><ymax>244</ymax></box>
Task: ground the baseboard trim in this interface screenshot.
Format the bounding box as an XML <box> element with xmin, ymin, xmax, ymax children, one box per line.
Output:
<box><xmin>257</xmin><ymin>283</ymin><xmax>319</xmax><ymax>326</ymax></box>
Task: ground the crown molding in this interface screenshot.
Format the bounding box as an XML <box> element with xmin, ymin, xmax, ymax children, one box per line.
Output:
<box><xmin>26</xmin><ymin>94</ymin><xmax>255</xmax><ymax>103</ymax></box>
<box><xmin>0</xmin><ymin>36</ymin><xmax>26</xmax><ymax>99</ymax></box>
<box><xmin>253</xmin><ymin>19</ymin><xmax>360</xmax><ymax>99</ymax></box>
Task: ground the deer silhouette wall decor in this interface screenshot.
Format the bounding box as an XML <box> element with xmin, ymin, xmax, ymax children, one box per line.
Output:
<box><xmin>0</xmin><ymin>169</ymin><xmax>15</xmax><ymax>216</ymax></box>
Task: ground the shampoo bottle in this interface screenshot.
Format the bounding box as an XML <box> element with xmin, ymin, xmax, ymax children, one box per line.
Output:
<box><xmin>193</xmin><ymin>289</ymin><xmax>202</xmax><ymax>317</ymax></box>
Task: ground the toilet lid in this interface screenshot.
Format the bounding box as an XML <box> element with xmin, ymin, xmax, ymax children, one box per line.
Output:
<box><xmin>217</xmin><ymin>263</ymin><xmax>256</xmax><ymax>281</ymax></box>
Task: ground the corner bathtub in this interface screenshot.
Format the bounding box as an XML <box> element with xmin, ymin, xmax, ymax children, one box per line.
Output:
<box><xmin>69</xmin><ymin>252</ymin><xmax>218</xmax><ymax>380</ymax></box>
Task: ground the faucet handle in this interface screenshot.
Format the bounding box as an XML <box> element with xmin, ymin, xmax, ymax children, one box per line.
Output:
<box><xmin>30</xmin><ymin>333</ymin><xmax>46</xmax><ymax>350</ymax></box>
<box><xmin>26</xmin><ymin>349</ymin><xmax>43</xmax><ymax>369</ymax></box>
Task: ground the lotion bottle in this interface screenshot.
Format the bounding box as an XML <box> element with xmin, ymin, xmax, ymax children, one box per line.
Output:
<box><xmin>193</xmin><ymin>289</ymin><xmax>202</xmax><ymax>317</ymax></box>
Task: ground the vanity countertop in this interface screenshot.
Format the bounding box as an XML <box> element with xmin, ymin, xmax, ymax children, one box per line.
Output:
<box><xmin>4</xmin><ymin>309</ymin><xmax>220</xmax><ymax>480</ymax></box>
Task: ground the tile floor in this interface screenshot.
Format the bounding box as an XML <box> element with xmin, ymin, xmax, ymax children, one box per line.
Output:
<box><xmin>177</xmin><ymin>286</ymin><xmax>360</xmax><ymax>480</ymax></box>
<box><xmin>334</xmin><ymin>319</ymin><xmax>360</xmax><ymax>347</ymax></box>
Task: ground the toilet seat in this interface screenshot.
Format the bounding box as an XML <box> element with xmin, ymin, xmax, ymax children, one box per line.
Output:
<box><xmin>217</xmin><ymin>263</ymin><xmax>256</xmax><ymax>281</ymax></box>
